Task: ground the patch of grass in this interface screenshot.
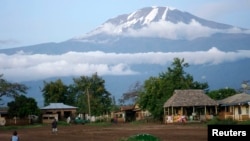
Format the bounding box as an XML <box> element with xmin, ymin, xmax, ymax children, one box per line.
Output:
<box><xmin>237</xmin><ymin>120</ymin><xmax>250</xmax><ymax>125</ymax></box>
<box><xmin>87</xmin><ymin>122</ymin><xmax>113</xmax><ymax>127</ymax></box>
<box><xmin>0</xmin><ymin>124</ymin><xmax>44</xmax><ymax>131</ymax></box>
<box><xmin>58</xmin><ymin>121</ymin><xmax>71</xmax><ymax>126</ymax></box>
<box><xmin>130</xmin><ymin>120</ymin><xmax>146</xmax><ymax>125</ymax></box>
<box><xmin>0</xmin><ymin>121</ymin><xmax>72</xmax><ymax>131</ymax></box>
<box><xmin>207</xmin><ymin>117</ymin><xmax>239</xmax><ymax>125</ymax></box>
<box><xmin>120</xmin><ymin>133</ymin><xmax>160</xmax><ymax>141</ymax></box>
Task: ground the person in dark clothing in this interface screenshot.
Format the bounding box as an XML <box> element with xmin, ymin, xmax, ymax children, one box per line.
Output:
<box><xmin>51</xmin><ymin>118</ymin><xmax>58</xmax><ymax>134</ymax></box>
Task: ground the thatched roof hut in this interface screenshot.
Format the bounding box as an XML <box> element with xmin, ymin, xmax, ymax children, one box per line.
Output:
<box><xmin>218</xmin><ymin>93</ymin><xmax>250</xmax><ymax>106</ymax></box>
<box><xmin>217</xmin><ymin>93</ymin><xmax>250</xmax><ymax>121</ymax></box>
<box><xmin>163</xmin><ymin>89</ymin><xmax>218</xmax><ymax>107</ymax></box>
<box><xmin>163</xmin><ymin>89</ymin><xmax>218</xmax><ymax>123</ymax></box>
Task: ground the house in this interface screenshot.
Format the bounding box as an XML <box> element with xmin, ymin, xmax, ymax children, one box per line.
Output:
<box><xmin>217</xmin><ymin>93</ymin><xmax>250</xmax><ymax>121</ymax></box>
<box><xmin>0</xmin><ymin>107</ymin><xmax>8</xmax><ymax>118</ymax></box>
<box><xmin>112</xmin><ymin>104</ymin><xmax>151</xmax><ymax>123</ymax></box>
<box><xmin>163</xmin><ymin>89</ymin><xmax>218</xmax><ymax>123</ymax></box>
<box><xmin>0</xmin><ymin>107</ymin><xmax>8</xmax><ymax>126</ymax></box>
<box><xmin>113</xmin><ymin>105</ymin><xmax>135</xmax><ymax>123</ymax></box>
<box><xmin>40</xmin><ymin>103</ymin><xmax>77</xmax><ymax>123</ymax></box>
<box><xmin>134</xmin><ymin>103</ymin><xmax>151</xmax><ymax>121</ymax></box>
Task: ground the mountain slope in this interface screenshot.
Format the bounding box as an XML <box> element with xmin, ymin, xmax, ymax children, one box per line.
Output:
<box><xmin>1</xmin><ymin>33</ymin><xmax>250</xmax><ymax>55</ymax></box>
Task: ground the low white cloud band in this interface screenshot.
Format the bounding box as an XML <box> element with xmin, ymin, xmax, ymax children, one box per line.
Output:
<box><xmin>0</xmin><ymin>47</ymin><xmax>250</xmax><ymax>82</ymax></box>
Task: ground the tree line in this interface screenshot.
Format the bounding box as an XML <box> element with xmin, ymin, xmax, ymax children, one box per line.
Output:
<box><xmin>0</xmin><ymin>58</ymin><xmax>247</xmax><ymax>120</ymax></box>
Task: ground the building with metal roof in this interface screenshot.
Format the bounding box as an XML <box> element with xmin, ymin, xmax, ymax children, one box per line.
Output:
<box><xmin>41</xmin><ymin>103</ymin><xmax>78</xmax><ymax>123</ymax></box>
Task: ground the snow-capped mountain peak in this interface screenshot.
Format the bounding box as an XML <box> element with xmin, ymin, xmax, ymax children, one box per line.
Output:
<box><xmin>72</xmin><ymin>6</ymin><xmax>246</xmax><ymax>42</ymax></box>
<box><xmin>107</xmin><ymin>6</ymin><xmax>177</xmax><ymax>27</ymax></box>
<box><xmin>143</xmin><ymin>6</ymin><xmax>163</xmax><ymax>25</ymax></box>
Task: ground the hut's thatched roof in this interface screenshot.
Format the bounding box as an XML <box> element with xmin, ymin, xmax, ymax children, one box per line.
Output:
<box><xmin>163</xmin><ymin>89</ymin><xmax>218</xmax><ymax>107</ymax></box>
<box><xmin>218</xmin><ymin>93</ymin><xmax>250</xmax><ymax>106</ymax></box>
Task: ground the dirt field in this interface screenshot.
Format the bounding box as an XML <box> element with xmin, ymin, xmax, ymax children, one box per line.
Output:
<box><xmin>1</xmin><ymin>122</ymin><xmax>207</xmax><ymax>141</ymax></box>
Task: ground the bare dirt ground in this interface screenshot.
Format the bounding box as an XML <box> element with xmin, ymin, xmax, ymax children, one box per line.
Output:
<box><xmin>1</xmin><ymin>122</ymin><xmax>207</xmax><ymax>141</ymax></box>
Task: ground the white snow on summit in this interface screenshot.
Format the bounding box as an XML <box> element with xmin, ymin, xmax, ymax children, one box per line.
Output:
<box><xmin>127</xmin><ymin>11</ymin><xmax>136</xmax><ymax>21</ymax></box>
<box><xmin>124</xmin><ymin>14</ymin><xmax>139</xmax><ymax>28</ymax></box>
<box><xmin>161</xmin><ymin>7</ymin><xmax>168</xmax><ymax>21</ymax></box>
<box><xmin>143</xmin><ymin>7</ymin><xmax>158</xmax><ymax>25</ymax></box>
<box><xmin>72</xmin><ymin>6</ymin><xmax>249</xmax><ymax>42</ymax></box>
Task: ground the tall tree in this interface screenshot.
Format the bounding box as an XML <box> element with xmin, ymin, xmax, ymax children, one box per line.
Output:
<box><xmin>111</xmin><ymin>96</ymin><xmax>120</xmax><ymax>112</ymax></box>
<box><xmin>0</xmin><ymin>74</ymin><xmax>28</xmax><ymax>104</ymax></box>
<box><xmin>207</xmin><ymin>88</ymin><xmax>236</xmax><ymax>100</ymax></box>
<box><xmin>66</xmin><ymin>84</ymin><xmax>78</xmax><ymax>105</ymax></box>
<box><xmin>7</xmin><ymin>95</ymin><xmax>40</xmax><ymax>118</ymax></box>
<box><xmin>138</xmin><ymin>58</ymin><xmax>208</xmax><ymax>121</ymax></box>
<box><xmin>41</xmin><ymin>79</ymin><xmax>69</xmax><ymax>106</ymax></box>
<box><xmin>73</xmin><ymin>73</ymin><xmax>112</xmax><ymax>116</ymax></box>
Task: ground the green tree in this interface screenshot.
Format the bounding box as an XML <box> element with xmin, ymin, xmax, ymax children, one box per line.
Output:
<box><xmin>41</xmin><ymin>79</ymin><xmax>69</xmax><ymax>106</ymax></box>
<box><xmin>73</xmin><ymin>73</ymin><xmax>112</xmax><ymax>116</ymax></box>
<box><xmin>207</xmin><ymin>88</ymin><xmax>236</xmax><ymax>100</ymax></box>
<box><xmin>7</xmin><ymin>95</ymin><xmax>40</xmax><ymax>118</ymax></box>
<box><xmin>138</xmin><ymin>58</ymin><xmax>208</xmax><ymax>121</ymax></box>
<box><xmin>66</xmin><ymin>84</ymin><xmax>78</xmax><ymax>105</ymax></box>
<box><xmin>111</xmin><ymin>96</ymin><xmax>120</xmax><ymax>112</ymax></box>
<box><xmin>0</xmin><ymin>74</ymin><xmax>28</xmax><ymax>104</ymax></box>
<box><xmin>139</xmin><ymin>76</ymin><xmax>162</xmax><ymax>119</ymax></box>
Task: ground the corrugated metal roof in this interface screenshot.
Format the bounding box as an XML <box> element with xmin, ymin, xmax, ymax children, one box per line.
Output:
<box><xmin>163</xmin><ymin>89</ymin><xmax>218</xmax><ymax>107</ymax></box>
<box><xmin>40</xmin><ymin>103</ymin><xmax>77</xmax><ymax>110</ymax></box>
<box><xmin>218</xmin><ymin>93</ymin><xmax>250</xmax><ymax>106</ymax></box>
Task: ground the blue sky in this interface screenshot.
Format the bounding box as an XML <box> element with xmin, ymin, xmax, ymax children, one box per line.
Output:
<box><xmin>0</xmin><ymin>0</ymin><xmax>250</xmax><ymax>49</ymax></box>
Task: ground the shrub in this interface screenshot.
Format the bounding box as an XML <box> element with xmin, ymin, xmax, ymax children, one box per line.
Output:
<box><xmin>238</xmin><ymin>120</ymin><xmax>250</xmax><ymax>125</ymax></box>
<box><xmin>207</xmin><ymin>117</ymin><xmax>237</xmax><ymax>125</ymax></box>
<box><xmin>121</xmin><ymin>133</ymin><xmax>160</xmax><ymax>141</ymax></box>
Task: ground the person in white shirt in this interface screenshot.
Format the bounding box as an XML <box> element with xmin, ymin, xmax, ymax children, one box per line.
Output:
<box><xmin>11</xmin><ymin>130</ymin><xmax>19</xmax><ymax>141</ymax></box>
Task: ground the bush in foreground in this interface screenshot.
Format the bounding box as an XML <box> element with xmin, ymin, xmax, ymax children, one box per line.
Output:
<box><xmin>120</xmin><ymin>133</ymin><xmax>160</xmax><ymax>141</ymax></box>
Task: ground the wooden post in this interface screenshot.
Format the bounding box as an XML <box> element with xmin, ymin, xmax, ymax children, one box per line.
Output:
<box><xmin>171</xmin><ymin>106</ymin><xmax>173</xmax><ymax>121</ymax></box>
<box><xmin>14</xmin><ymin>116</ymin><xmax>16</xmax><ymax>124</ymax></box>
<box><xmin>87</xmin><ymin>88</ymin><xmax>91</xmax><ymax>118</ymax></box>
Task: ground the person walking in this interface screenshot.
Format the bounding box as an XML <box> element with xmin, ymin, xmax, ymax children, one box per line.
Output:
<box><xmin>11</xmin><ymin>130</ymin><xmax>19</xmax><ymax>141</ymax></box>
<box><xmin>51</xmin><ymin>118</ymin><xmax>58</xmax><ymax>134</ymax></box>
<box><xmin>66</xmin><ymin>116</ymin><xmax>71</xmax><ymax>124</ymax></box>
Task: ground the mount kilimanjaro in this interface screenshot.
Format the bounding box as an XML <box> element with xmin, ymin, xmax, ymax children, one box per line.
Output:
<box><xmin>1</xmin><ymin>6</ymin><xmax>250</xmax><ymax>106</ymax></box>
<box><xmin>2</xmin><ymin>6</ymin><xmax>249</xmax><ymax>54</ymax></box>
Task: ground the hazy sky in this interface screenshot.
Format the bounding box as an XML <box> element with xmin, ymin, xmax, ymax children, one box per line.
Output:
<box><xmin>0</xmin><ymin>0</ymin><xmax>250</xmax><ymax>49</ymax></box>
